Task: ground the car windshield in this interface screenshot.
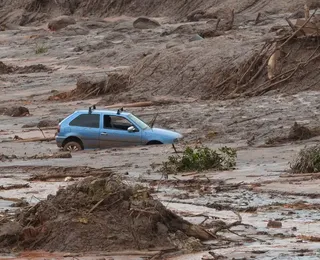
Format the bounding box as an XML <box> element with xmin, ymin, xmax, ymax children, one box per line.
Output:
<box><xmin>128</xmin><ymin>114</ymin><xmax>150</xmax><ymax>130</ymax></box>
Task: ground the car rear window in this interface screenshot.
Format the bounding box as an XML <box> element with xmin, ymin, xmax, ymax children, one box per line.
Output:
<box><xmin>69</xmin><ymin>114</ymin><xmax>100</xmax><ymax>128</ymax></box>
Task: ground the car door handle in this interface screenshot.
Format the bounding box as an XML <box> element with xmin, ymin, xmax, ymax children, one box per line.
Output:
<box><xmin>101</xmin><ymin>132</ymin><xmax>108</xmax><ymax>135</ymax></box>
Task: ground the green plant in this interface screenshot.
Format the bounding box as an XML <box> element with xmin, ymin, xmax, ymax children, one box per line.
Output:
<box><xmin>160</xmin><ymin>146</ymin><xmax>237</xmax><ymax>174</ymax></box>
<box><xmin>35</xmin><ymin>44</ymin><xmax>48</xmax><ymax>54</ymax></box>
<box><xmin>290</xmin><ymin>145</ymin><xmax>320</xmax><ymax>173</ymax></box>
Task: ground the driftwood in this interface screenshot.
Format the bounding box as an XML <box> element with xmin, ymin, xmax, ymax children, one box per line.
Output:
<box><xmin>15</xmin><ymin>137</ymin><xmax>55</xmax><ymax>143</ymax></box>
<box><xmin>105</xmin><ymin>101</ymin><xmax>154</xmax><ymax>109</ymax></box>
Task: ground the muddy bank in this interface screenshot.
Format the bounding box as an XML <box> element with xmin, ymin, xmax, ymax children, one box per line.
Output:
<box><xmin>0</xmin><ymin>0</ymin><xmax>308</xmax><ymax>27</ymax></box>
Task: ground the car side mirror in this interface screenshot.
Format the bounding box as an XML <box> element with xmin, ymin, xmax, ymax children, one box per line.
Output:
<box><xmin>127</xmin><ymin>126</ymin><xmax>136</xmax><ymax>133</ymax></box>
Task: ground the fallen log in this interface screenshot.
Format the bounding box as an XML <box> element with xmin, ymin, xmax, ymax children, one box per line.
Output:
<box><xmin>105</xmin><ymin>101</ymin><xmax>154</xmax><ymax>109</ymax></box>
<box><xmin>14</xmin><ymin>137</ymin><xmax>55</xmax><ymax>143</ymax></box>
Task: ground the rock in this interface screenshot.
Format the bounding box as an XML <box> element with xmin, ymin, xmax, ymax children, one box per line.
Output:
<box><xmin>267</xmin><ymin>220</ymin><xmax>282</xmax><ymax>228</ymax></box>
<box><xmin>64</xmin><ymin>176</ymin><xmax>75</xmax><ymax>182</ymax></box>
<box><xmin>58</xmin><ymin>24</ymin><xmax>90</xmax><ymax>36</ymax></box>
<box><xmin>189</xmin><ymin>34</ymin><xmax>204</xmax><ymax>42</ymax></box>
<box><xmin>199</xmin><ymin>29</ymin><xmax>222</xmax><ymax>38</ymax></box>
<box><xmin>113</xmin><ymin>21</ymin><xmax>134</xmax><ymax>31</ymax></box>
<box><xmin>172</xmin><ymin>24</ymin><xmax>194</xmax><ymax>34</ymax></box>
<box><xmin>37</xmin><ymin>119</ymin><xmax>59</xmax><ymax>128</ymax></box>
<box><xmin>133</xmin><ymin>17</ymin><xmax>160</xmax><ymax>29</ymax></box>
<box><xmin>11</xmin><ymin>200</ymin><xmax>29</xmax><ymax>207</ymax></box>
<box><xmin>48</xmin><ymin>16</ymin><xmax>76</xmax><ymax>31</ymax></box>
<box><xmin>22</xmin><ymin>123</ymin><xmax>37</xmax><ymax>128</ymax></box>
<box><xmin>80</xmin><ymin>20</ymin><xmax>110</xmax><ymax>29</ymax></box>
<box><xmin>166</xmin><ymin>41</ymin><xmax>181</xmax><ymax>49</ymax></box>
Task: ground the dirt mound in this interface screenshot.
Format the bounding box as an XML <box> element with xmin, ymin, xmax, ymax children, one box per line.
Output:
<box><xmin>49</xmin><ymin>72</ymin><xmax>130</xmax><ymax>101</ymax></box>
<box><xmin>0</xmin><ymin>61</ymin><xmax>51</xmax><ymax>74</ymax></box>
<box><xmin>48</xmin><ymin>15</ymin><xmax>76</xmax><ymax>31</ymax></box>
<box><xmin>266</xmin><ymin>122</ymin><xmax>319</xmax><ymax>145</ymax></box>
<box><xmin>100</xmin><ymin>37</ymin><xmax>260</xmax><ymax>103</ymax></box>
<box><xmin>288</xmin><ymin>122</ymin><xmax>313</xmax><ymax>140</ymax></box>
<box><xmin>0</xmin><ymin>106</ymin><xmax>30</xmax><ymax>117</ymax></box>
<box><xmin>0</xmin><ymin>175</ymin><xmax>212</xmax><ymax>253</ymax></box>
<box><xmin>99</xmin><ymin>30</ymin><xmax>320</xmax><ymax>104</ymax></box>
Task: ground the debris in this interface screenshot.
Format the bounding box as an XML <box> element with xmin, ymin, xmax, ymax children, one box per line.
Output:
<box><xmin>133</xmin><ymin>17</ymin><xmax>160</xmax><ymax>29</ymax></box>
<box><xmin>297</xmin><ymin>235</ymin><xmax>320</xmax><ymax>242</ymax></box>
<box><xmin>48</xmin><ymin>16</ymin><xmax>76</xmax><ymax>31</ymax></box>
<box><xmin>76</xmin><ymin>74</ymin><xmax>108</xmax><ymax>97</ymax></box>
<box><xmin>0</xmin><ymin>154</ymin><xmax>17</xmax><ymax>162</ymax></box>
<box><xmin>1</xmin><ymin>175</ymin><xmax>214</xmax><ymax>252</ymax></box>
<box><xmin>0</xmin><ymin>184</ymin><xmax>29</xmax><ymax>190</ymax></box>
<box><xmin>0</xmin><ymin>61</ymin><xmax>51</xmax><ymax>75</ymax></box>
<box><xmin>11</xmin><ymin>200</ymin><xmax>30</xmax><ymax>208</ymax></box>
<box><xmin>12</xmin><ymin>137</ymin><xmax>55</xmax><ymax>143</ymax></box>
<box><xmin>267</xmin><ymin>220</ymin><xmax>282</xmax><ymax>228</ymax></box>
<box><xmin>27</xmin><ymin>166</ymin><xmax>113</xmax><ymax>181</ymax></box>
<box><xmin>28</xmin><ymin>152</ymin><xmax>72</xmax><ymax>160</ymax></box>
<box><xmin>64</xmin><ymin>176</ymin><xmax>74</xmax><ymax>182</ymax></box>
<box><xmin>0</xmin><ymin>106</ymin><xmax>29</xmax><ymax>117</ymax></box>
<box><xmin>189</xmin><ymin>34</ymin><xmax>204</xmax><ymax>42</ymax></box>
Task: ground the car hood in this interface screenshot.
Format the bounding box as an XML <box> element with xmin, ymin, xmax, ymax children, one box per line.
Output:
<box><xmin>145</xmin><ymin>127</ymin><xmax>182</xmax><ymax>139</ymax></box>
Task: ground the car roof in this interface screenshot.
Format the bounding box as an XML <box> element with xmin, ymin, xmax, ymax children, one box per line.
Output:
<box><xmin>75</xmin><ymin>110</ymin><xmax>131</xmax><ymax>116</ymax></box>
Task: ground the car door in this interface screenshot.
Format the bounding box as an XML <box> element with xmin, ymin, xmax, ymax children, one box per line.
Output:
<box><xmin>68</xmin><ymin>113</ymin><xmax>101</xmax><ymax>149</ymax></box>
<box><xmin>100</xmin><ymin>114</ymin><xmax>142</xmax><ymax>148</ymax></box>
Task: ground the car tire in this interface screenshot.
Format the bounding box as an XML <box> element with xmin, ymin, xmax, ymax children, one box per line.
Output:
<box><xmin>63</xmin><ymin>141</ymin><xmax>83</xmax><ymax>152</ymax></box>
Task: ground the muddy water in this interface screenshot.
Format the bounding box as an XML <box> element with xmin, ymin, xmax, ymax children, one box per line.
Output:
<box><xmin>0</xmin><ymin>199</ymin><xmax>12</xmax><ymax>210</ymax></box>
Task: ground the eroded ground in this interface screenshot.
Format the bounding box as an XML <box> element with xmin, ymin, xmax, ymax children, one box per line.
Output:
<box><xmin>1</xmin><ymin>5</ymin><xmax>320</xmax><ymax>260</ymax></box>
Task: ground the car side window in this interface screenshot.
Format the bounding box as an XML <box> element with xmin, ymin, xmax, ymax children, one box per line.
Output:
<box><xmin>104</xmin><ymin>115</ymin><xmax>134</xmax><ymax>131</ymax></box>
<box><xmin>69</xmin><ymin>114</ymin><xmax>100</xmax><ymax>128</ymax></box>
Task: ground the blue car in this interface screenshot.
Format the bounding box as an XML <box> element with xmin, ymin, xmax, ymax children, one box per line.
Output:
<box><xmin>55</xmin><ymin>107</ymin><xmax>182</xmax><ymax>151</ymax></box>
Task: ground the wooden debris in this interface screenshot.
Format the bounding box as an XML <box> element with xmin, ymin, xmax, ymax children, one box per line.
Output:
<box><xmin>14</xmin><ymin>137</ymin><xmax>55</xmax><ymax>143</ymax></box>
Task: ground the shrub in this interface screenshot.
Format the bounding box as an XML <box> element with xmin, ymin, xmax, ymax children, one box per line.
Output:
<box><xmin>160</xmin><ymin>146</ymin><xmax>237</xmax><ymax>174</ymax></box>
<box><xmin>35</xmin><ymin>44</ymin><xmax>48</xmax><ymax>54</ymax></box>
<box><xmin>290</xmin><ymin>145</ymin><xmax>320</xmax><ymax>173</ymax></box>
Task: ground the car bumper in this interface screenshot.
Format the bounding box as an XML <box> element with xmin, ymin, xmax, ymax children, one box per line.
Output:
<box><xmin>55</xmin><ymin>136</ymin><xmax>64</xmax><ymax>147</ymax></box>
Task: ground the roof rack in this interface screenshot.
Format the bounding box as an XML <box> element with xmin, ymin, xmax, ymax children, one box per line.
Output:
<box><xmin>117</xmin><ymin>107</ymin><xmax>124</xmax><ymax>115</ymax></box>
<box><xmin>88</xmin><ymin>105</ymin><xmax>97</xmax><ymax>114</ymax></box>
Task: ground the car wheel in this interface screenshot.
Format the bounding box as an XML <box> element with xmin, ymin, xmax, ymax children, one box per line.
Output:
<box><xmin>63</xmin><ymin>141</ymin><xmax>83</xmax><ymax>152</ymax></box>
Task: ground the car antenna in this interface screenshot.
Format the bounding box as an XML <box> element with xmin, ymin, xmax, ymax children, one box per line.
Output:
<box><xmin>150</xmin><ymin>113</ymin><xmax>158</xmax><ymax>128</ymax></box>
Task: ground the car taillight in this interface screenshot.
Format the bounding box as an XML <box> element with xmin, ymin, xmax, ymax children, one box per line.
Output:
<box><xmin>57</xmin><ymin>125</ymin><xmax>60</xmax><ymax>133</ymax></box>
